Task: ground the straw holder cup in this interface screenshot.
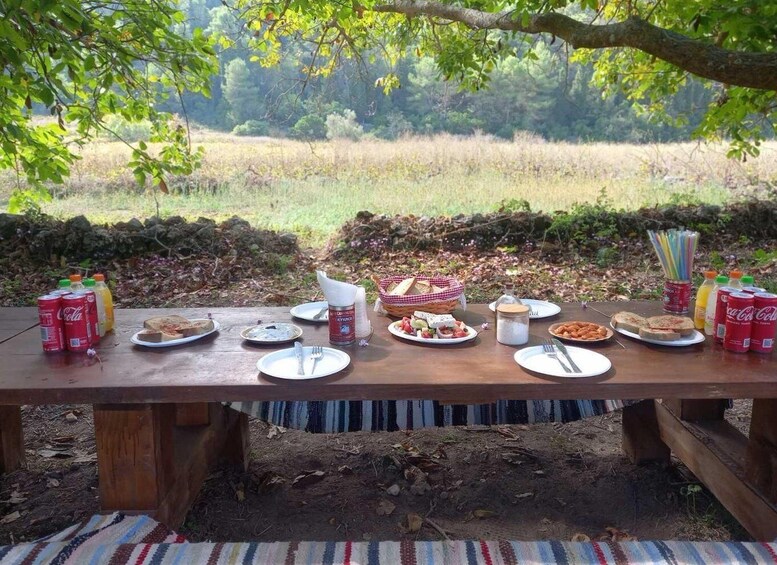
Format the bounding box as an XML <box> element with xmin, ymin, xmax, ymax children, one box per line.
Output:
<box><xmin>663</xmin><ymin>279</ymin><xmax>692</xmax><ymax>314</ymax></box>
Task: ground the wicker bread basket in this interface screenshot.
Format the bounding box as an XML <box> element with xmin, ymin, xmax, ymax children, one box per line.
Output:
<box><xmin>374</xmin><ymin>275</ymin><xmax>464</xmax><ymax>318</ymax></box>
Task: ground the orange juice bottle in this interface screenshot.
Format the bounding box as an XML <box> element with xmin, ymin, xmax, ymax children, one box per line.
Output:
<box><xmin>93</xmin><ymin>274</ymin><xmax>114</xmax><ymax>332</ymax></box>
<box><xmin>693</xmin><ymin>270</ymin><xmax>716</xmax><ymax>330</ymax></box>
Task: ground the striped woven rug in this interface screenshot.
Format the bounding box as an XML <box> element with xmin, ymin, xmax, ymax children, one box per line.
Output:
<box><xmin>2</xmin><ymin>513</ymin><xmax>776</xmax><ymax>564</ymax></box>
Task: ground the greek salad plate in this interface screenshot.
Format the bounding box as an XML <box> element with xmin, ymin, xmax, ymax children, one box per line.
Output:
<box><xmin>388</xmin><ymin>320</ymin><xmax>478</xmax><ymax>344</ymax></box>
<box><xmin>130</xmin><ymin>320</ymin><xmax>220</xmax><ymax>348</ymax></box>
<box><xmin>489</xmin><ymin>299</ymin><xmax>561</xmax><ymax>319</ymax></box>
<box><xmin>609</xmin><ymin>322</ymin><xmax>706</xmax><ymax>347</ymax></box>
<box><xmin>258</xmin><ymin>346</ymin><xmax>350</xmax><ymax>380</ymax></box>
<box><xmin>514</xmin><ymin>346</ymin><xmax>611</xmax><ymax>378</ymax></box>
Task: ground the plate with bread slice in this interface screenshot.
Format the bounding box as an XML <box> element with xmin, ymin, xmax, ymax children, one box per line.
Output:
<box><xmin>241</xmin><ymin>322</ymin><xmax>303</xmax><ymax>344</ymax></box>
<box><xmin>610</xmin><ymin>312</ymin><xmax>705</xmax><ymax>346</ymax></box>
<box><xmin>549</xmin><ymin>321</ymin><xmax>613</xmax><ymax>342</ymax></box>
<box><xmin>131</xmin><ymin>315</ymin><xmax>219</xmax><ymax>347</ymax></box>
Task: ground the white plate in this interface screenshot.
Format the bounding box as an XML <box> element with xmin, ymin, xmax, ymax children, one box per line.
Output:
<box><xmin>514</xmin><ymin>345</ymin><xmax>611</xmax><ymax>378</ymax></box>
<box><xmin>610</xmin><ymin>322</ymin><xmax>706</xmax><ymax>347</ymax></box>
<box><xmin>257</xmin><ymin>346</ymin><xmax>350</xmax><ymax>380</ymax></box>
<box><xmin>130</xmin><ymin>320</ymin><xmax>220</xmax><ymax>348</ymax></box>
<box><xmin>290</xmin><ymin>301</ymin><xmax>328</xmax><ymax>322</ymax></box>
<box><xmin>241</xmin><ymin>323</ymin><xmax>302</xmax><ymax>343</ymax></box>
<box><xmin>489</xmin><ymin>299</ymin><xmax>561</xmax><ymax>319</ymax></box>
<box><xmin>387</xmin><ymin>320</ymin><xmax>478</xmax><ymax>344</ymax></box>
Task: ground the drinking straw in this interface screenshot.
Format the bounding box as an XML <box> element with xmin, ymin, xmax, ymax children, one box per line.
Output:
<box><xmin>647</xmin><ymin>229</ymin><xmax>698</xmax><ymax>281</ymax></box>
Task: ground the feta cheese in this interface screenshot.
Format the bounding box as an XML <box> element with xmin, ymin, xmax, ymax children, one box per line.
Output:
<box><xmin>427</xmin><ymin>314</ymin><xmax>456</xmax><ymax>329</ymax></box>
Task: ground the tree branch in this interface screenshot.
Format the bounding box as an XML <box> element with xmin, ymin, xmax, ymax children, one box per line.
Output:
<box><xmin>373</xmin><ymin>1</ymin><xmax>777</xmax><ymax>90</ymax></box>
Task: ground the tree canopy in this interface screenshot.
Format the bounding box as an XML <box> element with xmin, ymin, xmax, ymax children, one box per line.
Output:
<box><xmin>238</xmin><ymin>0</ymin><xmax>777</xmax><ymax>156</ymax></box>
<box><xmin>0</xmin><ymin>0</ymin><xmax>216</xmax><ymax>211</ymax></box>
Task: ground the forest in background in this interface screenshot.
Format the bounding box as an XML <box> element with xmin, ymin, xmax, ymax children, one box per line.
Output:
<box><xmin>133</xmin><ymin>0</ymin><xmax>714</xmax><ymax>144</ymax></box>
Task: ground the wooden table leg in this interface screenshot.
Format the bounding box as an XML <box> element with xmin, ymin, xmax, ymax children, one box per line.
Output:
<box><xmin>0</xmin><ymin>405</ymin><xmax>24</xmax><ymax>473</ymax></box>
<box><xmin>662</xmin><ymin>399</ymin><xmax>727</xmax><ymax>421</ymax></box>
<box><xmin>745</xmin><ymin>399</ymin><xmax>777</xmax><ymax>503</ymax></box>
<box><xmin>654</xmin><ymin>398</ymin><xmax>777</xmax><ymax>540</ymax></box>
<box><xmin>622</xmin><ymin>400</ymin><xmax>670</xmax><ymax>464</ymax></box>
<box><xmin>94</xmin><ymin>402</ymin><xmax>248</xmax><ymax>529</ymax></box>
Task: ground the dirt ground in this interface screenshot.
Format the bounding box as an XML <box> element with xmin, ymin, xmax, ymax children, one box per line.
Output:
<box><xmin>0</xmin><ymin>400</ymin><xmax>751</xmax><ymax>545</ymax></box>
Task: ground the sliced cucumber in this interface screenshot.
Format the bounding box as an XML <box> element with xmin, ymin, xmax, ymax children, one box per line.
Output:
<box><xmin>411</xmin><ymin>319</ymin><xmax>429</xmax><ymax>329</ymax></box>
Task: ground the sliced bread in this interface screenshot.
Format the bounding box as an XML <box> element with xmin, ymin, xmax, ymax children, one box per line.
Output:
<box><xmin>177</xmin><ymin>319</ymin><xmax>215</xmax><ymax>337</ymax></box>
<box><xmin>144</xmin><ymin>315</ymin><xmax>190</xmax><ymax>332</ymax></box>
<box><xmin>646</xmin><ymin>315</ymin><xmax>695</xmax><ymax>337</ymax></box>
<box><xmin>136</xmin><ymin>329</ymin><xmax>183</xmax><ymax>343</ymax></box>
<box><xmin>390</xmin><ymin>277</ymin><xmax>417</xmax><ymax>296</ymax></box>
<box><xmin>638</xmin><ymin>327</ymin><xmax>681</xmax><ymax>341</ymax></box>
<box><xmin>611</xmin><ymin>312</ymin><xmax>647</xmax><ymax>334</ymax></box>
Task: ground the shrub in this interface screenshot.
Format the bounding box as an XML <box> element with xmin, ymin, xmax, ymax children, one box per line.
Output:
<box><xmin>232</xmin><ymin>120</ymin><xmax>269</xmax><ymax>137</ymax></box>
<box><xmin>291</xmin><ymin>114</ymin><xmax>327</xmax><ymax>140</ymax></box>
<box><xmin>326</xmin><ymin>109</ymin><xmax>364</xmax><ymax>141</ymax></box>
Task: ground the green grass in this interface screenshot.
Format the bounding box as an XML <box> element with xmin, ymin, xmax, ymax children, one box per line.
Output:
<box><xmin>1</xmin><ymin>134</ymin><xmax>772</xmax><ymax>246</ymax></box>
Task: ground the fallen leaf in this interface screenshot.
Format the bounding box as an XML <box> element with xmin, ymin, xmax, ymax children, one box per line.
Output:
<box><xmin>47</xmin><ymin>478</ymin><xmax>60</xmax><ymax>488</ymax></box>
<box><xmin>406</xmin><ymin>512</ymin><xmax>423</xmax><ymax>532</ymax></box>
<box><xmin>473</xmin><ymin>509</ymin><xmax>496</xmax><ymax>519</ymax></box>
<box><xmin>3</xmin><ymin>490</ymin><xmax>26</xmax><ymax>504</ymax></box>
<box><xmin>338</xmin><ymin>465</ymin><xmax>353</xmax><ymax>475</ymax></box>
<box><xmin>515</xmin><ymin>492</ymin><xmax>533</xmax><ymax>499</ymax></box>
<box><xmin>267</xmin><ymin>425</ymin><xmax>286</xmax><ymax>439</ymax></box>
<box><xmin>376</xmin><ymin>499</ymin><xmax>396</xmax><ymax>516</ymax></box>
<box><xmin>571</xmin><ymin>533</ymin><xmax>591</xmax><ymax>542</ymax></box>
<box><xmin>291</xmin><ymin>470</ymin><xmax>326</xmax><ymax>488</ymax></box>
<box><xmin>533</xmin><ymin>470</ymin><xmax>546</xmax><ymax>476</ymax></box>
<box><xmin>254</xmin><ymin>471</ymin><xmax>285</xmax><ymax>493</ymax></box>
<box><xmin>0</xmin><ymin>511</ymin><xmax>20</xmax><ymax>524</ymax></box>
<box><xmin>65</xmin><ymin>412</ymin><xmax>78</xmax><ymax>422</ymax></box>
<box><xmin>51</xmin><ymin>436</ymin><xmax>75</xmax><ymax>445</ymax></box>
<box><xmin>72</xmin><ymin>453</ymin><xmax>97</xmax><ymax>464</ymax></box>
<box><xmin>386</xmin><ymin>484</ymin><xmax>401</xmax><ymax>496</ymax></box>
<box><xmin>234</xmin><ymin>482</ymin><xmax>245</xmax><ymax>502</ymax></box>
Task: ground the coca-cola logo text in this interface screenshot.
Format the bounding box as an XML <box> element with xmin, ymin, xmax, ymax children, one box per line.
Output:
<box><xmin>63</xmin><ymin>306</ymin><xmax>84</xmax><ymax>322</ymax></box>
<box><xmin>755</xmin><ymin>306</ymin><xmax>777</xmax><ymax>322</ymax></box>
<box><xmin>727</xmin><ymin>306</ymin><xmax>754</xmax><ymax>322</ymax></box>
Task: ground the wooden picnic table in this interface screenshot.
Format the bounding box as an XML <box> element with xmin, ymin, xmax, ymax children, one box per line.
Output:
<box><xmin>0</xmin><ymin>302</ymin><xmax>775</xmax><ymax>539</ymax></box>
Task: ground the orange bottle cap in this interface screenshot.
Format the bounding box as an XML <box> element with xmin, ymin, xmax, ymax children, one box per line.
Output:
<box><xmin>729</xmin><ymin>269</ymin><xmax>743</xmax><ymax>278</ymax></box>
<box><xmin>69</xmin><ymin>274</ymin><xmax>82</xmax><ymax>282</ymax></box>
<box><xmin>93</xmin><ymin>274</ymin><xmax>105</xmax><ymax>281</ymax></box>
<box><xmin>704</xmin><ymin>270</ymin><xmax>717</xmax><ymax>278</ymax></box>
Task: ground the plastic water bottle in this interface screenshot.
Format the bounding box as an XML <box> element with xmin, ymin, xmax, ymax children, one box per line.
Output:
<box><xmin>728</xmin><ymin>269</ymin><xmax>743</xmax><ymax>290</ymax></box>
<box><xmin>69</xmin><ymin>274</ymin><xmax>84</xmax><ymax>291</ymax></box>
<box><xmin>93</xmin><ymin>274</ymin><xmax>115</xmax><ymax>333</ymax></box>
<box><xmin>704</xmin><ymin>274</ymin><xmax>729</xmax><ymax>335</ymax></box>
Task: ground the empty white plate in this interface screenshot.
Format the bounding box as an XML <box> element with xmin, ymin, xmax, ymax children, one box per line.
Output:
<box><xmin>290</xmin><ymin>301</ymin><xmax>329</xmax><ymax>322</ymax></box>
<box><xmin>489</xmin><ymin>299</ymin><xmax>561</xmax><ymax>319</ymax></box>
<box><xmin>514</xmin><ymin>345</ymin><xmax>611</xmax><ymax>378</ymax></box>
<box><xmin>257</xmin><ymin>346</ymin><xmax>350</xmax><ymax>380</ymax></box>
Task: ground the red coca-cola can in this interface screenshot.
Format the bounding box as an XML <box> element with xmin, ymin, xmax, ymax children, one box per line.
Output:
<box><xmin>62</xmin><ymin>293</ymin><xmax>91</xmax><ymax>352</ymax></box>
<box><xmin>751</xmin><ymin>292</ymin><xmax>777</xmax><ymax>354</ymax></box>
<box><xmin>742</xmin><ymin>286</ymin><xmax>767</xmax><ymax>295</ymax></box>
<box><xmin>37</xmin><ymin>294</ymin><xmax>65</xmax><ymax>352</ymax></box>
<box><xmin>77</xmin><ymin>289</ymin><xmax>100</xmax><ymax>344</ymax></box>
<box><xmin>724</xmin><ymin>292</ymin><xmax>754</xmax><ymax>353</ymax></box>
<box><xmin>328</xmin><ymin>304</ymin><xmax>355</xmax><ymax>346</ymax></box>
<box><xmin>662</xmin><ymin>279</ymin><xmax>692</xmax><ymax>314</ymax></box>
<box><xmin>714</xmin><ymin>286</ymin><xmax>737</xmax><ymax>343</ymax></box>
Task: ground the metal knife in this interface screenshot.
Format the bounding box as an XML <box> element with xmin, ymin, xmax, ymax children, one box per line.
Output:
<box><xmin>552</xmin><ymin>338</ymin><xmax>581</xmax><ymax>373</ymax></box>
<box><xmin>294</xmin><ymin>341</ymin><xmax>305</xmax><ymax>375</ymax></box>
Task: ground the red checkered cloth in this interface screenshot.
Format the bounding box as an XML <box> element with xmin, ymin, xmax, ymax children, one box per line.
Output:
<box><xmin>377</xmin><ymin>275</ymin><xmax>464</xmax><ymax>305</ymax></box>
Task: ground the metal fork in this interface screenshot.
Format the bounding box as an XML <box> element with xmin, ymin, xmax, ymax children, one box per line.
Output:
<box><xmin>542</xmin><ymin>340</ymin><xmax>571</xmax><ymax>373</ymax></box>
<box><xmin>309</xmin><ymin>345</ymin><xmax>324</xmax><ymax>375</ymax></box>
<box><xmin>530</xmin><ymin>306</ymin><xmax>538</xmax><ymax>317</ymax></box>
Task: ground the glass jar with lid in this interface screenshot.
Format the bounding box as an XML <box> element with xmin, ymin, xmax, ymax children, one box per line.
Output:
<box><xmin>496</xmin><ymin>303</ymin><xmax>530</xmax><ymax>345</ymax></box>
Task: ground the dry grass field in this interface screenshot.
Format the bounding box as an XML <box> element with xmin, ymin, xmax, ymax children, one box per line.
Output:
<box><xmin>2</xmin><ymin>132</ymin><xmax>775</xmax><ymax>244</ymax></box>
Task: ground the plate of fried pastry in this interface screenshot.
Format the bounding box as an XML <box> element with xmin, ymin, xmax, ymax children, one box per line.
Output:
<box><xmin>610</xmin><ymin>312</ymin><xmax>705</xmax><ymax>346</ymax></box>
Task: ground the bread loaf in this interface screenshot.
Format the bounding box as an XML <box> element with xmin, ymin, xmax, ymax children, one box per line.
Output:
<box><xmin>136</xmin><ymin>329</ymin><xmax>183</xmax><ymax>343</ymax></box>
<box><xmin>144</xmin><ymin>315</ymin><xmax>190</xmax><ymax>332</ymax></box>
<box><xmin>390</xmin><ymin>277</ymin><xmax>417</xmax><ymax>296</ymax></box>
<box><xmin>177</xmin><ymin>320</ymin><xmax>215</xmax><ymax>337</ymax></box>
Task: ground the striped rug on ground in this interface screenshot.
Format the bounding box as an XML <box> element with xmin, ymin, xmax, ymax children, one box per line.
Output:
<box><xmin>3</xmin><ymin>521</ymin><xmax>777</xmax><ymax>565</ymax></box>
<box><xmin>229</xmin><ymin>399</ymin><xmax>636</xmax><ymax>433</ymax></box>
